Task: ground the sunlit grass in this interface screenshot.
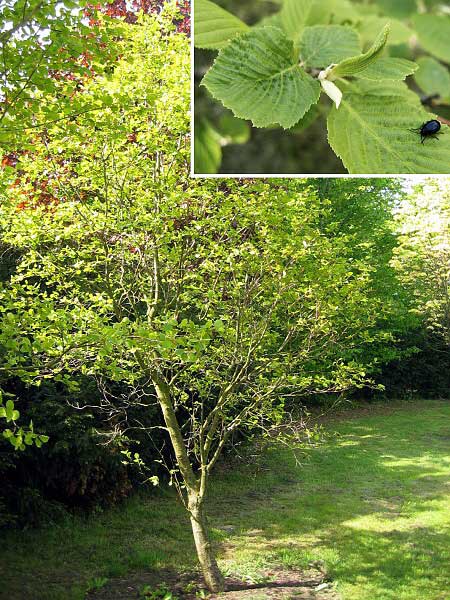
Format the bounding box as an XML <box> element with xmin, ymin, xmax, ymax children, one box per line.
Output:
<box><xmin>213</xmin><ymin>400</ymin><xmax>450</xmax><ymax>600</ymax></box>
<box><xmin>1</xmin><ymin>399</ymin><xmax>449</xmax><ymax>600</ymax></box>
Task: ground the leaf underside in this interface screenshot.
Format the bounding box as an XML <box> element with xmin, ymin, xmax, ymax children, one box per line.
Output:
<box><xmin>327</xmin><ymin>86</ymin><xmax>450</xmax><ymax>174</ymax></box>
<box><xmin>202</xmin><ymin>27</ymin><xmax>321</xmax><ymax>129</ymax></box>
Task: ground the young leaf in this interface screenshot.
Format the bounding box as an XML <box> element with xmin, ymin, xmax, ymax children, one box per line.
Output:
<box><xmin>354</xmin><ymin>57</ymin><xmax>417</xmax><ymax>81</ymax></box>
<box><xmin>327</xmin><ymin>84</ymin><xmax>450</xmax><ymax>174</ymax></box>
<box><xmin>412</xmin><ymin>15</ymin><xmax>450</xmax><ymax>64</ymax></box>
<box><xmin>194</xmin><ymin>0</ymin><xmax>249</xmax><ymax>50</ymax></box>
<box><xmin>414</xmin><ymin>57</ymin><xmax>450</xmax><ymax>102</ymax></box>
<box><xmin>5</xmin><ymin>399</ymin><xmax>15</xmax><ymax>421</ymax></box>
<box><xmin>329</xmin><ymin>25</ymin><xmax>390</xmax><ymax>79</ymax></box>
<box><xmin>299</xmin><ymin>25</ymin><xmax>361</xmax><ymax>69</ymax></box>
<box><xmin>202</xmin><ymin>27</ymin><xmax>321</xmax><ymax>129</ymax></box>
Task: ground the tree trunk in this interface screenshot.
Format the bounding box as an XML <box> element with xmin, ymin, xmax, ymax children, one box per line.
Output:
<box><xmin>150</xmin><ymin>371</ymin><xmax>224</xmax><ymax>592</ymax></box>
<box><xmin>188</xmin><ymin>494</ymin><xmax>225</xmax><ymax>593</ymax></box>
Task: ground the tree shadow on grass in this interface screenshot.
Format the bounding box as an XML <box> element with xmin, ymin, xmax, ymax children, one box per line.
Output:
<box><xmin>86</xmin><ymin>566</ymin><xmax>339</xmax><ymax>600</ymax></box>
<box><xmin>209</xmin><ymin>409</ymin><xmax>450</xmax><ymax>598</ymax></box>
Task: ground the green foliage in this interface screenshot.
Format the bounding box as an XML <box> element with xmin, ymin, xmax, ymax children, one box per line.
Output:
<box><xmin>140</xmin><ymin>583</ymin><xmax>178</xmax><ymax>600</ymax></box>
<box><xmin>0</xmin><ymin>378</ymin><xmax>142</xmax><ymax>528</ymax></box>
<box><xmin>194</xmin><ymin>0</ymin><xmax>450</xmax><ymax>174</ymax></box>
<box><xmin>375</xmin><ymin>330</ymin><xmax>450</xmax><ymax>399</ymax></box>
<box><xmin>327</xmin><ymin>82</ymin><xmax>450</xmax><ymax>174</ymax></box>
<box><xmin>0</xmin><ymin>0</ymin><xmax>119</xmax><ymax>145</ymax></box>
<box><xmin>0</xmin><ymin>389</ymin><xmax>48</xmax><ymax>451</ymax></box>
<box><xmin>393</xmin><ymin>180</ymin><xmax>450</xmax><ymax>345</ymax></box>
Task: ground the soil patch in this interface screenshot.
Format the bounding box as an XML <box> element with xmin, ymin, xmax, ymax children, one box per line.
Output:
<box><xmin>87</xmin><ymin>567</ymin><xmax>340</xmax><ymax>600</ymax></box>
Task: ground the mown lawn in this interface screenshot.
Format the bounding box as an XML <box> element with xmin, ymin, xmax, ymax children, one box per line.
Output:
<box><xmin>1</xmin><ymin>400</ymin><xmax>449</xmax><ymax>600</ymax></box>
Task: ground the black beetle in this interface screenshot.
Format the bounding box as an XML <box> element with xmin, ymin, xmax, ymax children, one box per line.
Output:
<box><xmin>411</xmin><ymin>119</ymin><xmax>443</xmax><ymax>144</ymax></box>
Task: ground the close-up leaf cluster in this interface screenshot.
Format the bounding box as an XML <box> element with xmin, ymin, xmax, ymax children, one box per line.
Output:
<box><xmin>194</xmin><ymin>0</ymin><xmax>450</xmax><ymax>174</ymax></box>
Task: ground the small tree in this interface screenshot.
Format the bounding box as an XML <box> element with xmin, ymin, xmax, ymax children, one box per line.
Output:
<box><xmin>1</xmin><ymin>178</ymin><xmax>385</xmax><ymax>590</ymax></box>
<box><xmin>0</xmin><ymin>8</ymin><xmax>403</xmax><ymax>591</ymax></box>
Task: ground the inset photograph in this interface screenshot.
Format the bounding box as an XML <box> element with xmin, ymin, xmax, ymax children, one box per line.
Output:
<box><xmin>193</xmin><ymin>0</ymin><xmax>450</xmax><ymax>175</ymax></box>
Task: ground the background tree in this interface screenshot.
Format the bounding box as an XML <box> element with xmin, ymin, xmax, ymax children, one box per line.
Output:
<box><xmin>393</xmin><ymin>180</ymin><xmax>450</xmax><ymax>347</ymax></box>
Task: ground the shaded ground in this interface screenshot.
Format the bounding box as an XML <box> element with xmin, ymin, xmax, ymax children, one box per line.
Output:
<box><xmin>88</xmin><ymin>567</ymin><xmax>339</xmax><ymax>600</ymax></box>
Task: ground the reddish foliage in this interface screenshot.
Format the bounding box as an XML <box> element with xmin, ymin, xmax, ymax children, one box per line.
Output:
<box><xmin>1</xmin><ymin>153</ymin><xmax>19</xmax><ymax>168</ymax></box>
<box><xmin>3</xmin><ymin>155</ymin><xmax>61</xmax><ymax>212</ymax></box>
<box><xmin>15</xmin><ymin>184</ymin><xmax>60</xmax><ymax>212</ymax></box>
<box><xmin>94</xmin><ymin>0</ymin><xmax>190</xmax><ymax>33</ymax></box>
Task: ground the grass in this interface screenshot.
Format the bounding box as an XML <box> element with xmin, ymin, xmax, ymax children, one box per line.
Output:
<box><xmin>1</xmin><ymin>399</ymin><xmax>450</xmax><ymax>600</ymax></box>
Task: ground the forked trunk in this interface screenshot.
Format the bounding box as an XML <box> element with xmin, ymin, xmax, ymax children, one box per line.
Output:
<box><xmin>189</xmin><ymin>495</ymin><xmax>225</xmax><ymax>593</ymax></box>
<box><xmin>151</xmin><ymin>373</ymin><xmax>224</xmax><ymax>592</ymax></box>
